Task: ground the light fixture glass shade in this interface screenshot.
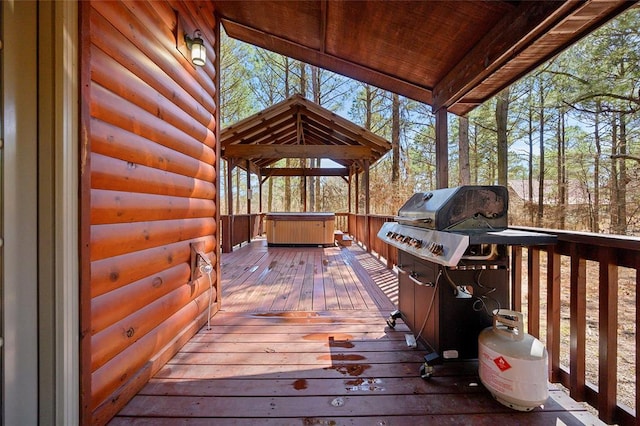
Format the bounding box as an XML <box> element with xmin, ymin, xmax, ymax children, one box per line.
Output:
<box><xmin>190</xmin><ymin>37</ymin><xmax>206</xmax><ymax>67</ymax></box>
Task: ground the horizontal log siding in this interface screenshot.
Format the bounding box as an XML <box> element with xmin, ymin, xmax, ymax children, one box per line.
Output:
<box><xmin>82</xmin><ymin>1</ymin><xmax>218</xmax><ymax>423</ymax></box>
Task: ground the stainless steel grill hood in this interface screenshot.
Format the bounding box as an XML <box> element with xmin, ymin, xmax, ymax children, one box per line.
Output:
<box><xmin>396</xmin><ymin>185</ymin><xmax>508</xmax><ymax>232</ymax></box>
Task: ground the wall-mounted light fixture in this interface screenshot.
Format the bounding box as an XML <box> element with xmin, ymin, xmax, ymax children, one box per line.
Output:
<box><xmin>185</xmin><ymin>30</ymin><xmax>206</xmax><ymax>67</ymax></box>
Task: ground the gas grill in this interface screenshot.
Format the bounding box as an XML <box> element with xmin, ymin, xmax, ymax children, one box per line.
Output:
<box><xmin>377</xmin><ymin>185</ymin><xmax>556</xmax><ymax>362</ymax></box>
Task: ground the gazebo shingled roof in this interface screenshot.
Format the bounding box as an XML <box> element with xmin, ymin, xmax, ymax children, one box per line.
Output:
<box><xmin>221</xmin><ymin>94</ymin><xmax>392</xmax><ymax>175</ymax></box>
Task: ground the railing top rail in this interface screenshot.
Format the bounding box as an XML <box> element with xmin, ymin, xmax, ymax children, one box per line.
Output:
<box><xmin>511</xmin><ymin>225</ymin><xmax>640</xmax><ymax>251</ymax></box>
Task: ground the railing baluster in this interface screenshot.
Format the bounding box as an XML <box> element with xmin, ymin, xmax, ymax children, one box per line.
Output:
<box><xmin>528</xmin><ymin>247</ymin><xmax>541</xmax><ymax>337</ymax></box>
<box><xmin>511</xmin><ymin>246</ymin><xmax>522</xmax><ymax>312</ymax></box>
<box><xmin>569</xmin><ymin>245</ymin><xmax>587</xmax><ymax>401</ymax></box>
<box><xmin>546</xmin><ymin>246</ymin><xmax>561</xmax><ymax>383</ymax></box>
<box><xmin>598</xmin><ymin>247</ymin><xmax>618</xmax><ymax>423</ymax></box>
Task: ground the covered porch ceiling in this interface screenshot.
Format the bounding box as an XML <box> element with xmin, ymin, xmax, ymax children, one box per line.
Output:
<box><xmin>221</xmin><ymin>94</ymin><xmax>392</xmax><ymax>175</ymax></box>
<box><xmin>213</xmin><ymin>0</ymin><xmax>636</xmax><ymax>116</ymax></box>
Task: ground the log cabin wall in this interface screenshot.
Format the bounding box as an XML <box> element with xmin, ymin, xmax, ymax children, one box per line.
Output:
<box><xmin>79</xmin><ymin>1</ymin><xmax>219</xmax><ymax>423</ymax></box>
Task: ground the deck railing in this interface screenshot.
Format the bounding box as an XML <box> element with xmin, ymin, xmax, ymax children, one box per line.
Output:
<box><xmin>346</xmin><ymin>215</ymin><xmax>639</xmax><ymax>426</ymax></box>
<box><xmin>220</xmin><ymin>214</ymin><xmax>264</xmax><ymax>253</ymax></box>
<box><xmin>219</xmin><ymin>212</ymin><xmax>640</xmax><ymax>424</ymax></box>
<box><xmin>509</xmin><ymin>227</ymin><xmax>640</xmax><ymax>426</ymax></box>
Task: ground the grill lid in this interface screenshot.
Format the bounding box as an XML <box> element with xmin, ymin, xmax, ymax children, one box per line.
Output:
<box><xmin>396</xmin><ymin>185</ymin><xmax>508</xmax><ymax>232</ymax></box>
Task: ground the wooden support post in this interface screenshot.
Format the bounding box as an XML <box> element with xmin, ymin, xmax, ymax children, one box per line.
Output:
<box><xmin>347</xmin><ymin>167</ymin><xmax>352</xmax><ymax>217</ymax></box>
<box><xmin>214</xmin><ymin>16</ymin><xmax>222</xmax><ymax>310</ymax></box>
<box><xmin>258</xmin><ymin>171</ymin><xmax>263</xmax><ymax>214</ymax></box>
<box><xmin>246</xmin><ymin>159</ymin><xmax>252</xmax><ymax>242</ymax></box>
<box><xmin>225</xmin><ymin>158</ymin><xmax>235</xmax><ymax>253</ymax></box>
<box><xmin>364</xmin><ymin>159</ymin><xmax>370</xmax><ymax>252</ymax></box>
<box><xmin>435</xmin><ymin>108</ymin><xmax>448</xmax><ymax>189</ymax></box>
<box><xmin>303</xmin><ymin>175</ymin><xmax>307</xmax><ymax>212</ymax></box>
<box><xmin>354</xmin><ymin>169</ymin><xmax>359</xmax><ymax>215</ymax></box>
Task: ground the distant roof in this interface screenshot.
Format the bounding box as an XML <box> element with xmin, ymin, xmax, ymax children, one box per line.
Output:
<box><xmin>214</xmin><ymin>1</ymin><xmax>636</xmax><ymax>115</ymax></box>
<box><xmin>220</xmin><ymin>94</ymin><xmax>392</xmax><ymax>175</ymax></box>
<box><xmin>509</xmin><ymin>180</ymin><xmax>593</xmax><ymax>206</ymax></box>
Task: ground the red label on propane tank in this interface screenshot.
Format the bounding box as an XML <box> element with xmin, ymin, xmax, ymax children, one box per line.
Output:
<box><xmin>493</xmin><ymin>356</ymin><xmax>512</xmax><ymax>372</ymax></box>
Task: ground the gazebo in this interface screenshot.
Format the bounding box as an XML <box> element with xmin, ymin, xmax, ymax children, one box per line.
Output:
<box><xmin>220</xmin><ymin>94</ymin><xmax>392</xmax><ymax>252</ymax></box>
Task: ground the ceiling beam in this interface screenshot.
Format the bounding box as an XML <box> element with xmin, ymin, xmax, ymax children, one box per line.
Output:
<box><xmin>224</xmin><ymin>144</ymin><xmax>372</xmax><ymax>160</ymax></box>
<box><xmin>432</xmin><ymin>1</ymin><xmax>582</xmax><ymax>112</ymax></box>
<box><xmin>261</xmin><ymin>167</ymin><xmax>349</xmax><ymax>177</ymax></box>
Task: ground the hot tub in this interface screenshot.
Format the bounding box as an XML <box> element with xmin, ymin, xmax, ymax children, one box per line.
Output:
<box><xmin>265</xmin><ymin>213</ymin><xmax>335</xmax><ymax>246</ymax></box>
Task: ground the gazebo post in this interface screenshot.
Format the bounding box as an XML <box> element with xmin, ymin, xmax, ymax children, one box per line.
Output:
<box><xmin>303</xmin><ymin>175</ymin><xmax>307</xmax><ymax>212</ymax></box>
<box><xmin>258</xmin><ymin>170</ymin><xmax>263</xmax><ymax>232</ymax></box>
<box><xmin>224</xmin><ymin>158</ymin><xmax>235</xmax><ymax>253</ymax></box>
<box><xmin>354</xmin><ymin>170</ymin><xmax>359</xmax><ymax>215</ymax></box>
<box><xmin>246</xmin><ymin>159</ymin><xmax>252</xmax><ymax>243</ymax></box>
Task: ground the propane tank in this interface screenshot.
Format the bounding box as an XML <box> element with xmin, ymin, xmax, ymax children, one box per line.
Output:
<box><xmin>478</xmin><ymin>309</ymin><xmax>548</xmax><ymax>411</ymax></box>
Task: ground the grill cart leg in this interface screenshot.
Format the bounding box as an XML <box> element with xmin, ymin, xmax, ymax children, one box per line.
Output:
<box><xmin>420</xmin><ymin>352</ymin><xmax>440</xmax><ymax>379</ymax></box>
<box><xmin>386</xmin><ymin>310</ymin><xmax>402</xmax><ymax>329</ymax></box>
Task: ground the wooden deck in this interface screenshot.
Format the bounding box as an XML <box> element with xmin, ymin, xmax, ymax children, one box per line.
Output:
<box><xmin>110</xmin><ymin>238</ymin><xmax>603</xmax><ymax>425</ymax></box>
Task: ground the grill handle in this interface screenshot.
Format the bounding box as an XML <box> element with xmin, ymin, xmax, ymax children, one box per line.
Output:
<box><xmin>394</xmin><ymin>216</ymin><xmax>433</xmax><ymax>225</ymax></box>
<box><xmin>397</xmin><ymin>266</ymin><xmax>435</xmax><ymax>287</ymax></box>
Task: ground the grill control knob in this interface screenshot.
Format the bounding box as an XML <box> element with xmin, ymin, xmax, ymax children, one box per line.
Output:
<box><xmin>427</xmin><ymin>242</ymin><xmax>444</xmax><ymax>255</ymax></box>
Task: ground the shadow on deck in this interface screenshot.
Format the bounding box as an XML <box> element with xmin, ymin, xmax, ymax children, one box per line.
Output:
<box><xmin>110</xmin><ymin>238</ymin><xmax>603</xmax><ymax>425</ymax></box>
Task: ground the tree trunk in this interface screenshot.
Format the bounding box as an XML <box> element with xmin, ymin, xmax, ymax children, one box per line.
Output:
<box><xmin>495</xmin><ymin>88</ymin><xmax>509</xmax><ymax>186</ymax></box>
<box><xmin>537</xmin><ymin>82</ymin><xmax>545</xmax><ymax>228</ymax></box>
<box><xmin>557</xmin><ymin>109</ymin><xmax>566</xmax><ymax>229</ymax></box>
<box><xmin>610</xmin><ymin>114</ymin><xmax>619</xmax><ymax>233</ymax></box>
<box><xmin>593</xmin><ymin>101</ymin><xmax>601</xmax><ymax>233</ymax></box>
<box><xmin>528</xmin><ymin>85</ymin><xmax>535</xmax><ymax>225</ymax></box>
<box><xmin>458</xmin><ymin>116</ymin><xmax>470</xmax><ymax>185</ymax></box>
<box><xmin>618</xmin><ymin>113</ymin><xmax>627</xmax><ymax>234</ymax></box>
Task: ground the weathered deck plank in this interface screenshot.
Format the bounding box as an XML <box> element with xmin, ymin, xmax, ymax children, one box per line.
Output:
<box><xmin>111</xmin><ymin>239</ymin><xmax>603</xmax><ymax>425</ymax></box>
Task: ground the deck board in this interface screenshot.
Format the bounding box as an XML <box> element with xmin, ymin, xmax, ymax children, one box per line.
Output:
<box><xmin>111</xmin><ymin>238</ymin><xmax>604</xmax><ymax>425</ymax></box>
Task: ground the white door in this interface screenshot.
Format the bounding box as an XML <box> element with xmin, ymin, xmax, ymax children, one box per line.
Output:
<box><xmin>2</xmin><ymin>2</ymin><xmax>40</xmax><ymax>424</ymax></box>
<box><xmin>2</xmin><ymin>2</ymin><xmax>78</xmax><ymax>424</ymax></box>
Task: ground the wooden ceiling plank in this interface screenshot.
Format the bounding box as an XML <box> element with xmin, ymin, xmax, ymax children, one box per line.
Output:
<box><xmin>220</xmin><ymin>18</ymin><xmax>434</xmax><ymax>105</ymax></box>
<box><xmin>224</xmin><ymin>144</ymin><xmax>372</xmax><ymax>160</ymax></box>
<box><xmin>434</xmin><ymin>0</ymin><xmax>635</xmax><ymax>113</ymax></box>
<box><xmin>432</xmin><ymin>1</ymin><xmax>577</xmax><ymax>112</ymax></box>
<box><xmin>453</xmin><ymin>0</ymin><xmax>636</xmax><ymax>115</ymax></box>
